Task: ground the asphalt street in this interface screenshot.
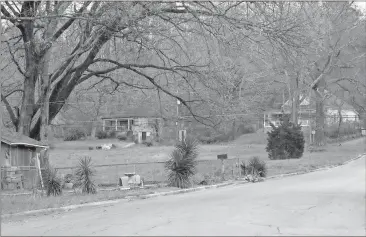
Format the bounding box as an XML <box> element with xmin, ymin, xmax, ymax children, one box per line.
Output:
<box><xmin>2</xmin><ymin>155</ymin><xmax>365</xmax><ymax>236</ymax></box>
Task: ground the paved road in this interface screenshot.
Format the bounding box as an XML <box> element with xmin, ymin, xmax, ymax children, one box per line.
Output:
<box><xmin>2</xmin><ymin>156</ymin><xmax>365</xmax><ymax>236</ymax></box>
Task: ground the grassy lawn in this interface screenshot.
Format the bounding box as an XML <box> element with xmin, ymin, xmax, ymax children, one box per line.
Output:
<box><xmin>1</xmin><ymin>186</ymin><xmax>179</xmax><ymax>215</ymax></box>
<box><xmin>49</xmin><ymin>133</ymin><xmax>365</xmax><ymax>186</ymax></box>
<box><xmin>2</xmin><ymin>134</ymin><xmax>364</xmax><ymax>216</ymax></box>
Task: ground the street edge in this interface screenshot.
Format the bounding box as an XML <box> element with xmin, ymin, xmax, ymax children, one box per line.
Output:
<box><xmin>2</xmin><ymin>153</ymin><xmax>365</xmax><ymax>219</ymax></box>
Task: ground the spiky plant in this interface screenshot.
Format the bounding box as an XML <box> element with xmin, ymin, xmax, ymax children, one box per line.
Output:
<box><xmin>247</xmin><ymin>156</ymin><xmax>267</xmax><ymax>178</ymax></box>
<box><xmin>74</xmin><ymin>156</ymin><xmax>97</xmax><ymax>194</ymax></box>
<box><xmin>44</xmin><ymin>165</ymin><xmax>62</xmax><ymax>196</ymax></box>
<box><xmin>240</xmin><ymin>161</ymin><xmax>247</xmax><ymax>176</ymax></box>
<box><xmin>165</xmin><ymin>137</ymin><xmax>199</xmax><ymax>188</ymax></box>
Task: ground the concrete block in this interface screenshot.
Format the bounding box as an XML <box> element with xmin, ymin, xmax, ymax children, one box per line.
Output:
<box><xmin>119</xmin><ymin>176</ymin><xmax>129</xmax><ymax>187</ymax></box>
<box><xmin>132</xmin><ymin>175</ymin><xmax>141</xmax><ymax>185</ymax></box>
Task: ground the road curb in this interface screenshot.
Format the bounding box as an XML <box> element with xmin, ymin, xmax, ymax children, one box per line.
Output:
<box><xmin>3</xmin><ymin>153</ymin><xmax>364</xmax><ymax>219</ymax></box>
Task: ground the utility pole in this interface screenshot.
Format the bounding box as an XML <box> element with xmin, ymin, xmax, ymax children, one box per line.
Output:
<box><xmin>176</xmin><ymin>89</ymin><xmax>180</xmax><ymax>142</ymax></box>
<box><xmin>0</xmin><ymin>6</ymin><xmax>3</xmax><ymax>202</ymax></box>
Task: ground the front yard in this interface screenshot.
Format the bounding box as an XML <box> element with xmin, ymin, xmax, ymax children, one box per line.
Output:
<box><xmin>1</xmin><ymin>135</ymin><xmax>364</xmax><ymax>216</ymax></box>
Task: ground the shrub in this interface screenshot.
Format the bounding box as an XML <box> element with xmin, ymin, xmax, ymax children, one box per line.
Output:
<box><xmin>64</xmin><ymin>128</ymin><xmax>85</xmax><ymax>141</ymax></box>
<box><xmin>116</xmin><ymin>132</ymin><xmax>127</xmax><ymax>141</ymax></box>
<box><xmin>132</xmin><ymin>135</ymin><xmax>140</xmax><ymax>144</ymax></box>
<box><xmin>107</xmin><ymin>130</ymin><xmax>116</xmax><ymax>138</ymax></box>
<box><xmin>143</xmin><ymin>141</ymin><xmax>153</xmax><ymax>147</ymax></box>
<box><xmin>165</xmin><ymin>137</ymin><xmax>199</xmax><ymax>188</ymax></box>
<box><xmin>126</xmin><ymin>130</ymin><xmax>134</xmax><ymax>140</ymax></box>
<box><xmin>64</xmin><ymin>174</ymin><xmax>74</xmax><ymax>184</ymax></box>
<box><xmin>325</xmin><ymin>123</ymin><xmax>359</xmax><ymax>139</ymax></box>
<box><xmin>198</xmin><ymin>136</ymin><xmax>215</xmax><ymax>144</ymax></box>
<box><xmin>74</xmin><ymin>156</ymin><xmax>97</xmax><ymax>194</ymax></box>
<box><xmin>247</xmin><ymin>156</ymin><xmax>267</xmax><ymax>177</ymax></box>
<box><xmin>266</xmin><ymin>116</ymin><xmax>305</xmax><ymax>160</ymax></box>
<box><xmin>96</xmin><ymin>130</ymin><xmax>108</xmax><ymax>139</ymax></box>
<box><xmin>44</xmin><ymin>165</ymin><xmax>62</xmax><ymax>196</ymax></box>
<box><xmin>237</xmin><ymin>124</ymin><xmax>256</xmax><ymax>135</ymax></box>
<box><xmin>240</xmin><ymin>161</ymin><xmax>247</xmax><ymax>176</ymax></box>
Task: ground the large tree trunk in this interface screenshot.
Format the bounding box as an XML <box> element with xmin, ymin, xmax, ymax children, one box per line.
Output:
<box><xmin>91</xmin><ymin>121</ymin><xmax>97</xmax><ymax>138</ymax></box>
<box><xmin>291</xmin><ymin>91</ymin><xmax>299</xmax><ymax>125</ymax></box>
<box><xmin>314</xmin><ymin>78</ymin><xmax>326</xmax><ymax>146</ymax></box>
<box><xmin>336</xmin><ymin>106</ymin><xmax>342</xmax><ymax>139</ymax></box>
<box><xmin>39</xmin><ymin>3</ymin><xmax>57</xmax><ymax>142</ymax></box>
<box><xmin>30</xmin><ymin>30</ymin><xmax>113</xmax><ymax>139</ymax></box>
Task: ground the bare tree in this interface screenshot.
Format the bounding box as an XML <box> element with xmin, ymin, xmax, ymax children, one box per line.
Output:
<box><xmin>1</xmin><ymin>2</ymin><xmax>310</xmax><ymax>140</ymax></box>
<box><xmin>273</xmin><ymin>2</ymin><xmax>365</xmax><ymax>146</ymax></box>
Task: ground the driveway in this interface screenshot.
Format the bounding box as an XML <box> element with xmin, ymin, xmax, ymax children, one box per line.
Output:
<box><xmin>2</xmin><ymin>156</ymin><xmax>365</xmax><ymax>236</ymax></box>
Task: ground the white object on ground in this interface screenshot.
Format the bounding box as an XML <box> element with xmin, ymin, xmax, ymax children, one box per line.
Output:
<box><xmin>124</xmin><ymin>143</ymin><xmax>135</xmax><ymax>148</ymax></box>
<box><xmin>102</xmin><ymin>144</ymin><xmax>115</xmax><ymax>150</ymax></box>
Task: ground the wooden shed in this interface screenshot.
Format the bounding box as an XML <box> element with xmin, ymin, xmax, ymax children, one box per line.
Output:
<box><xmin>1</xmin><ymin>128</ymin><xmax>48</xmax><ymax>190</ymax></box>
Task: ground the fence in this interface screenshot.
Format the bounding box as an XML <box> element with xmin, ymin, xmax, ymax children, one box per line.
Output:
<box><xmin>1</xmin><ymin>166</ymin><xmax>44</xmax><ymax>190</ymax></box>
<box><xmin>52</xmin><ymin>158</ymin><xmax>256</xmax><ymax>188</ymax></box>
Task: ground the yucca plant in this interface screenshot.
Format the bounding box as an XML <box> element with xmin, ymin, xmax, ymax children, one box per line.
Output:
<box><xmin>247</xmin><ymin>156</ymin><xmax>267</xmax><ymax>178</ymax></box>
<box><xmin>44</xmin><ymin>164</ymin><xmax>62</xmax><ymax>196</ymax></box>
<box><xmin>240</xmin><ymin>161</ymin><xmax>247</xmax><ymax>176</ymax></box>
<box><xmin>74</xmin><ymin>156</ymin><xmax>97</xmax><ymax>194</ymax></box>
<box><xmin>165</xmin><ymin>137</ymin><xmax>199</xmax><ymax>188</ymax></box>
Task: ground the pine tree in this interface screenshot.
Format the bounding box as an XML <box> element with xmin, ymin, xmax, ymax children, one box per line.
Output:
<box><xmin>266</xmin><ymin>115</ymin><xmax>305</xmax><ymax>160</ymax></box>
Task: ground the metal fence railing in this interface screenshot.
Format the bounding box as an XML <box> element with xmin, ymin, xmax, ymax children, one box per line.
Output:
<box><xmin>1</xmin><ymin>167</ymin><xmax>44</xmax><ymax>190</ymax></box>
<box><xmin>52</xmin><ymin>158</ymin><xmax>249</xmax><ymax>188</ymax></box>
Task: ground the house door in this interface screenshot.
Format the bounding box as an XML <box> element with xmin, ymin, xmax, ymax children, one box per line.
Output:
<box><xmin>142</xmin><ymin>132</ymin><xmax>147</xmax><ymax>141</ymax></box>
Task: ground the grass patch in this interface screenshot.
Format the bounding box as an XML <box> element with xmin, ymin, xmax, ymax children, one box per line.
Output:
<box><xmin>1</xmin><ymin>186</ymin><xmax>179</xmax><ymax>215</ymax></box>
<box><xmin>48</xmin><ymin>137</ymin><xmax>365</xmax><ymax>186</ymax></box>
<box><xmin>3</xmin><ymin>137</ymin><xmax>363</xmax><ymax>216</ymax></box>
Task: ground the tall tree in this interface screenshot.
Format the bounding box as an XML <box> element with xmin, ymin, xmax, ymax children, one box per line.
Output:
<box><xmin>0</xmin><ymin>2</ymin><xmax>310</xmax><ymax>140</ymax></box>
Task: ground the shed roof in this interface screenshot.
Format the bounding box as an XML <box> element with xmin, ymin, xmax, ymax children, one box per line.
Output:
<box><xmin>1</xmin><ymin>128</ymin><xmax>49</xmax><ymax>148</ymax></box>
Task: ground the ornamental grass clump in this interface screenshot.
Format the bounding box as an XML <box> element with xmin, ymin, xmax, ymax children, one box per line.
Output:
<box><xmin>74</xmin><ymin>156</ymin><xmax>97</xmax><ymax>194</ymax></box>
<box><xmin>44</xmin><ymin>164</ymin><xmax>62</xmax><ymax>197</ymax></box>
<box><xmin>165</xmin><ymin>137</ymin><xmax>199</xmax><ymax>188</ymax></box>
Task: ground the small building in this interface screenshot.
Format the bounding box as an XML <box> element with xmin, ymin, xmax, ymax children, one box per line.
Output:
<box><xmin>101</xmin><ymin>107</ymin><xmax>163</xmax><ymax>143</ymax></box>
<box><xmin>1</xmin><ymin>128</ymin><xmax>49</xmax><ymax>189</ymax></box>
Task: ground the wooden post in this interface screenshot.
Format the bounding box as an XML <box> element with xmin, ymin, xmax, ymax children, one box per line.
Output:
<box><xmin>115</xmin><ymin>119</ymin><xmax>118</xmax><ymax>131</ymax></box>
<box><xmin>221</xmin><ymin>159</ymin><xmax>225</xmax><ymax>180</ymax></box>
<box><xmin>103</xmin><ymin>120</ymin><xmax>106</xmax><ymax>131</ymax></box>
<box><xmin>36</xmin><ymin>154</ymin><xmax>44</xmax><ymax>190</ymax></box>
<box><xmin>237</xmin><ymin>158</ymin><xmax>240</xmax><ymax>177</ymax></box>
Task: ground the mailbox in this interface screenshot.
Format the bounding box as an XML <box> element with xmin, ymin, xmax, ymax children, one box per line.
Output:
<box><xmin>217</xmin><ymin>154</ymin><xmax>228</xmax><ymax>160</ymax></box>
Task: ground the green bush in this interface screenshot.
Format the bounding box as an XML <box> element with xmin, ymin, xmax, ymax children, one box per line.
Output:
<box><xmin>247</xmin><ymin>156</ymin><xmax>267</xmax><ymax>177</ymax></box>
<box><xmin>63</xmin><ymin>174</ymin><xmax>74</xmax><ymax>184</ymax></box>
<box><xmin>116</xmin><ymin>132</ymin><xmax>127</xmax><ymax>141</ymax></box>
<box><xmin>107</xmin><ymin>130</ymin><xmax>116</xmax><ymax>138</ymax></box>
<box><xmin>198</xmin><ymin>133</ymin><xmax>231</xmax><ymax>144</ymax></box>
<box><xmin>266</xmin><ymin>115</ymin><xmax>305</xmax><ymax>160</ymax></box>
<box><xmin>96</xmin><ymin>130</ymin><xmax>108</xmax><ymax>139</ymax></box>
<box><xmin>240</xmin><ymin>157</ymin><xmax>267</xmax><ymax>177</ymax></box>
<box><xmin>165</xmin><ymin>137</ymin><xmax>199</xmax><ymax>188</ymax></box>
<box><xmin>126</xmin><ymin>130</ymin><xmax>134</xmax><ymax>140</ymax></box>
<box><xmin>237</xmin><ymin>124</ymin><xmax>256</xmax><ymax>135</ymax></box>
<box><xmin>74</xmin><ymin>156</ymin><xmax>97</xmax><ymax>194</ymax></box>
<box><xmin>44</xmin><ymin>165</ymin><xmax>62</xmax><ymax>196</ymax></box>
<box><xmin>64</xmin><ymin>128</ymin><xmax>85</xmax><ymax>141</ymax></box>
<box><xmin>143</xmin><ymin>141</ymin><xmax>153</xmax><ymax>147</ymax></box>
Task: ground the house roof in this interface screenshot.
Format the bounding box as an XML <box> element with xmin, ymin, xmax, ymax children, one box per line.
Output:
<box><xmin>282</xmin><ymin>92</ymin><xmax>356</xmax><ymax>112</ymax></box>
<box><xmin>101</xmin><ymin>106</ymin><xmax>161</xmax><ymax>119</ymax></box>
<box><xmin>1</xmin><ymin>128</ymin><xmax>49</xmax><ymax>148</ymax></box>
